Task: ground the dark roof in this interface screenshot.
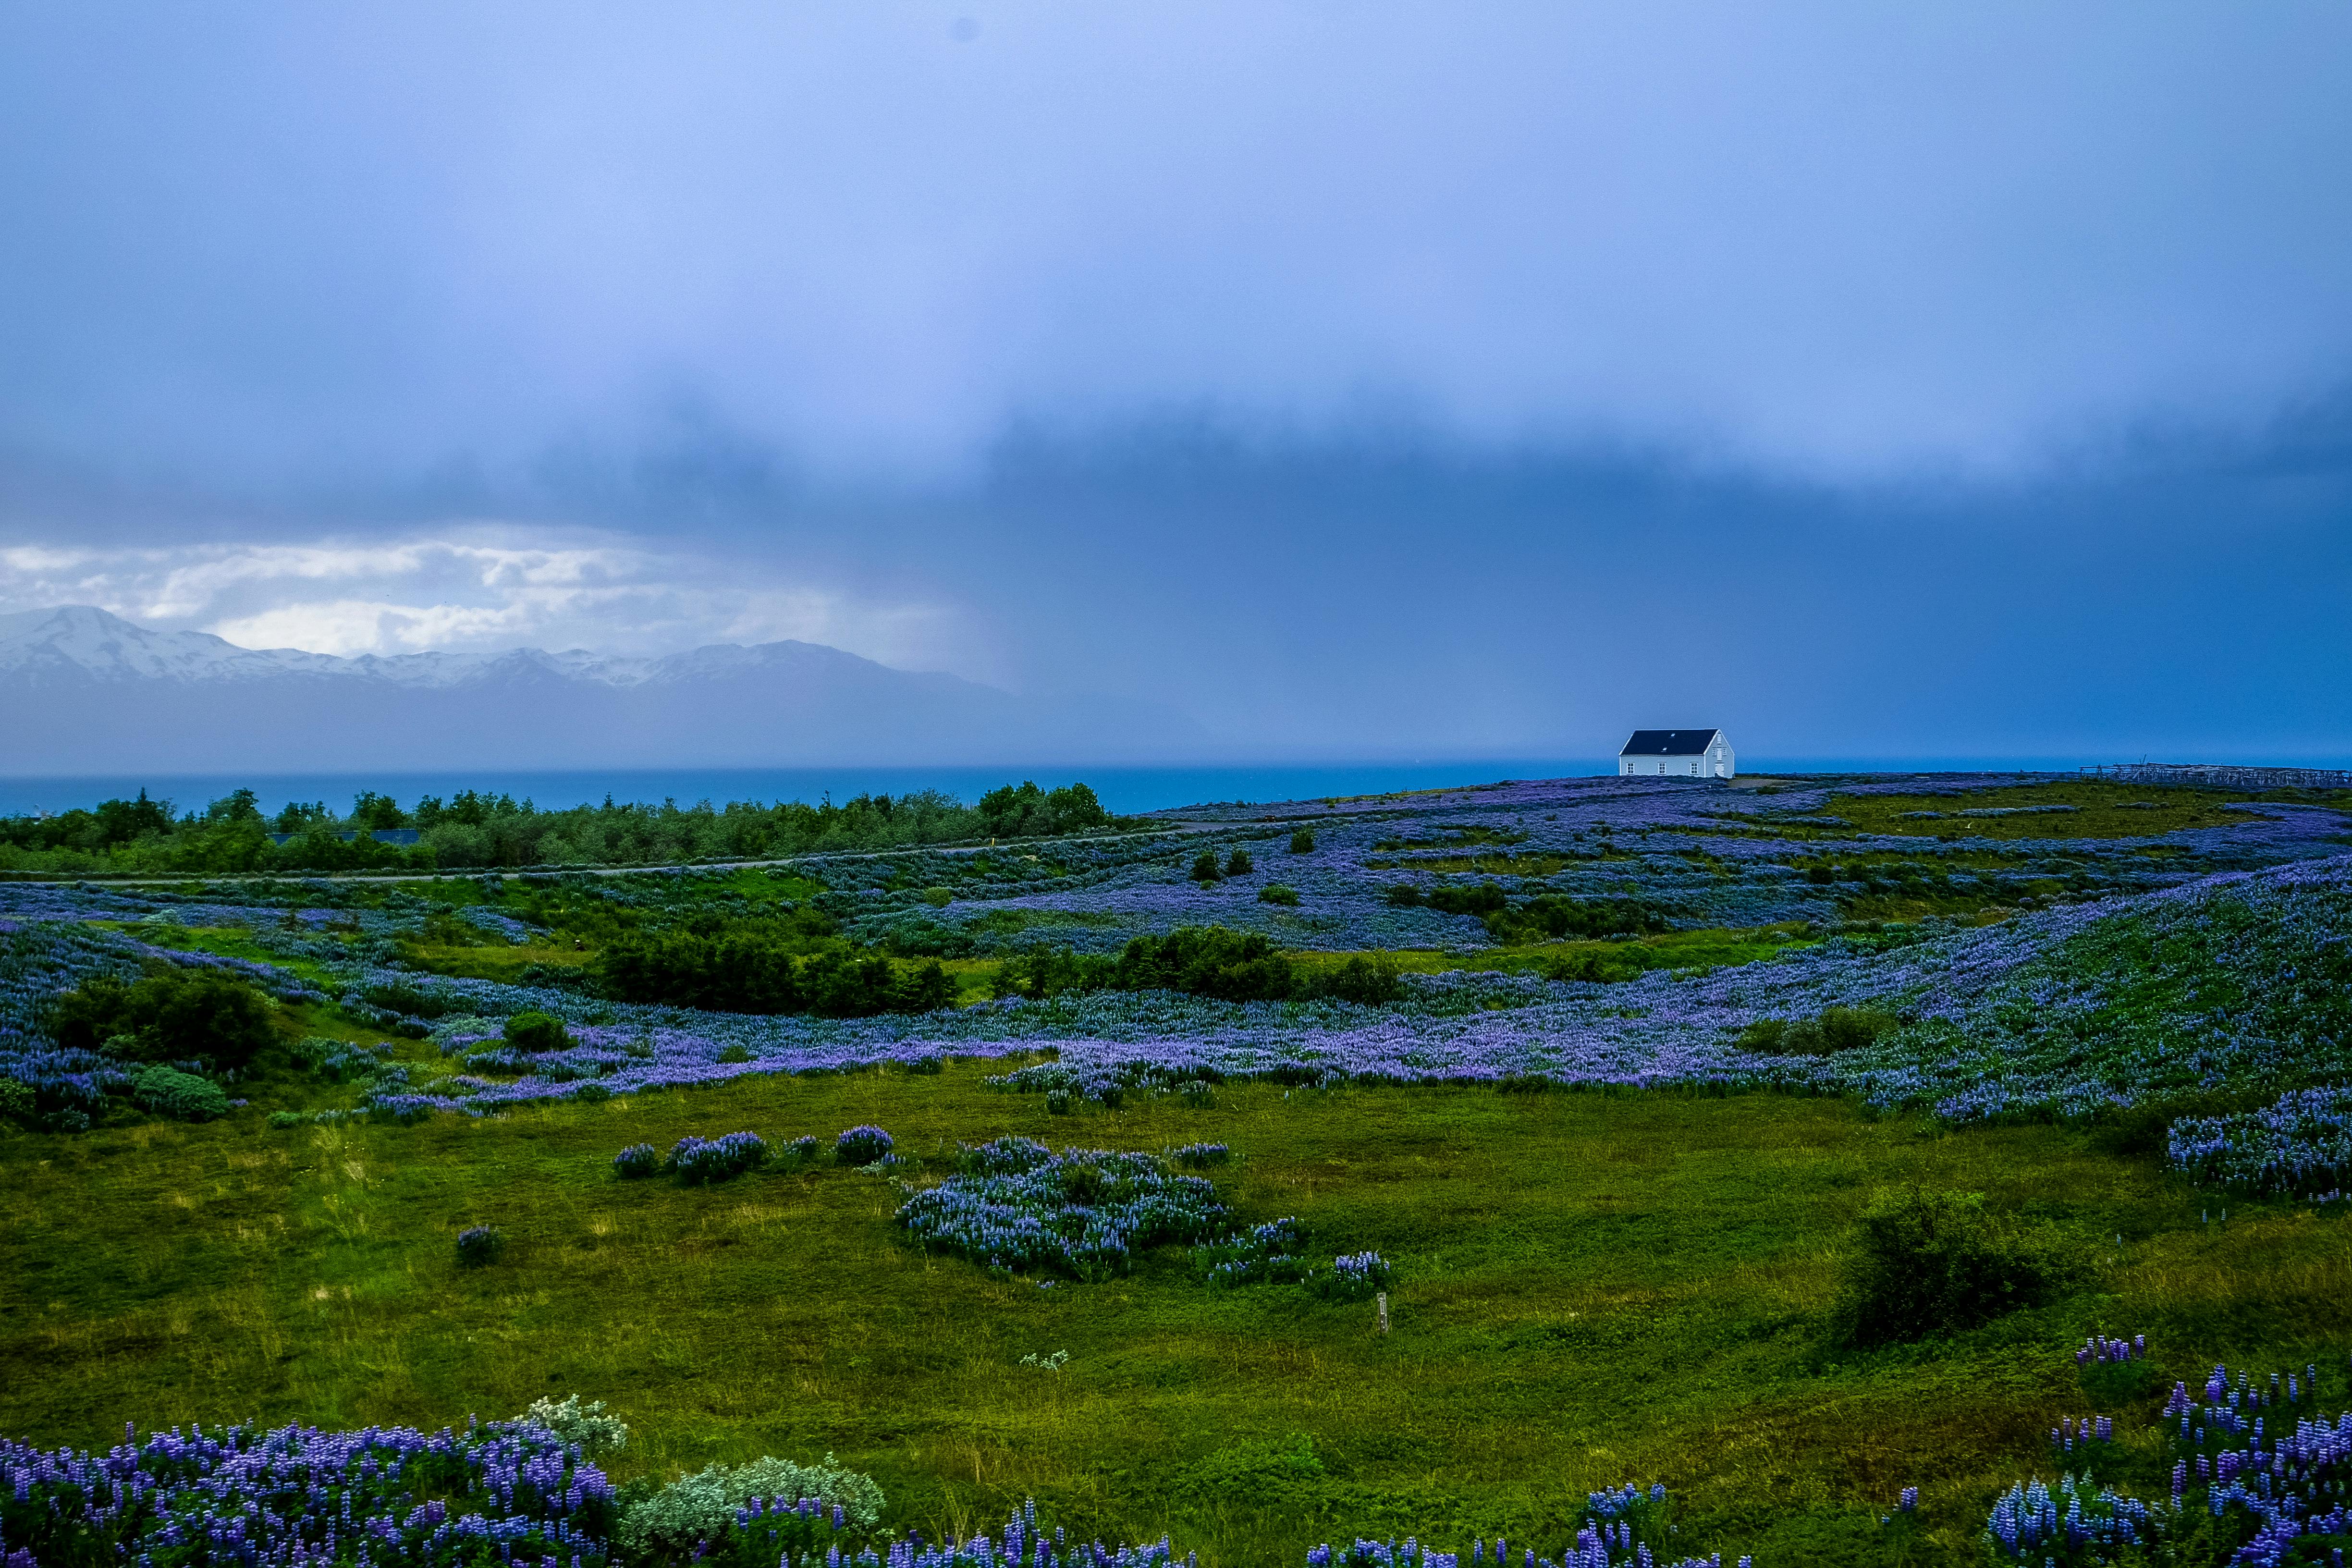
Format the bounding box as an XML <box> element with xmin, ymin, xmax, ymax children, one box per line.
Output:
<box><xmin>266</xmin><ymin>828</ymin><xmax>421</xmax><ymax>845</ymax></box>
<box><xmin>1619</xmin><ymin>729</ymin><xmax>1722</xmax><ymax>757</ymax></box>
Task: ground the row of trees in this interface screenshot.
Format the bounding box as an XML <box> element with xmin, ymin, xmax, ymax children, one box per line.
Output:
<box><xmin>0</xmin><ymin>781</ymin><xmax>1121</xmax><ymax>875</ymax></box>
<box><xmin>591</xmin><ymin>931</ymin><xmax>956</xmax><ymax>1017</ymax></box>
<box><xmin>991</xmin><ymin>926</ymin><xmax>1405</xmax><ymax>1007</ymax></box>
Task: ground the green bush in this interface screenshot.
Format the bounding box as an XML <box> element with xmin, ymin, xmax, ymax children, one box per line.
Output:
<box><xmin>503</xmin><ymin>1011</ymin><xmax>573</xmax><ymax>1053</ymax></box>
<box><xmin>0</xmin><ymin>1077</ymin><xmax>32</xmax><ymax>1123</ymax></box>
<box><xmin>1312</xmin><ymin>956</ymin><xmax>1404</xmax><ymax>1006</ymax></box>
<box><xmin>2086</xmin><ymin>1102</ymin><xmax>2173</xmax><ymax>1158</ymax></box>
<box><xmin>1258</xmin><ymin>884</ymin><xmax>1300</xmax><ymax>906</ymax></box>
<box><xmin>616</xmin><ymin>1455</ymin><xmax>885</xmax><ymax>1561</ymax></box>
<box><xmin>1189</xmin><ymin>850</ymin><xmax>1224</xmax><ymax>883</ymax></box>
<box><xmin>1225</xmin><ymin>849</ymin><xmax>1254</xmax><ymax>877</ymax></box>
<box><xmin>132</xmin><ymin>1065</ymin><xmax>231</xmax><ymax>1120</ymax></box>
<box><xmin>596</xmin><ymin>925</ymin><xmax>954</xmax><ymax>1018</ymax></box>
<box><xmin>48</xmin><ymin>968</ymin><xmax>278</xmax><ymax>1072</ymax></box>
<box><xmin>1737</xmin><ymin>1006</ymin><xmax>1900</xmax><ymax>1055</ymax></box>
<box><xmin>1542</xmin><ymin>947</ymin><xmax>1654</xmax><ymax>984</ymax></box>
<box><xmin>1483</xmin><ymin>894</ymin><xmax>1669</xmax><ymax>943</ymax></box>
<box><xmin>518</xmin><ymin>1394</ymin><xmax>629</xmax><ymax>1455</ymax></box>
<box><xmin>995</xmin><ymin>930</ymin><xmax>1402</xmax><ymax>1008</ymax></box>
<box><xmin>594</xmin><ymin>930</ymin><xmax>805</xmax><ymax>1014</ymax></box>
<box><xmin>974</xmin><ymin>780</ymin><xmax>1110</xmax><ymax>841</ymax></box>
<box><xmin>1424</xmin><ymin>883</ymin><xmax>1507</xmax><ymax>917</ymax></box>
<box><xmin>1289</xmin><ymin>828</ymin><xmax>1315</xmax><ymax>854</ymax></box>
<box><xmin>1829</xmin><ymin>1188</ymin><xmax>2081</xmax><ymax>1348</ymax></box>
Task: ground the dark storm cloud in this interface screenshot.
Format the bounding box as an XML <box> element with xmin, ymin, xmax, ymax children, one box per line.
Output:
<box><xmin>0</xmin><ymin>3</ymin><xmax>2347</xmax><ymax>758</ymax></box>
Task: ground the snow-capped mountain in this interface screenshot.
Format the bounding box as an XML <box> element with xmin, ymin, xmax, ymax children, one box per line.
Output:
<box><xmin>0</xmin><ymin>606</ymin><xmax>1197</xmax><ymax>772</ymax></box>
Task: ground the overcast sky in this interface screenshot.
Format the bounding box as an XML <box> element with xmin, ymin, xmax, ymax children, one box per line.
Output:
<box><xmin>2</xmin><ymin>3</ymin><xmax>2347</xmax><ymax>760</ymax></box>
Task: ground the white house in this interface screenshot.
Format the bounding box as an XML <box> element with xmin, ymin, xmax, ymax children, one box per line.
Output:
<box><xmin>1618</xmin><ymin>729</ymin><xmax>1735</xmax><ymax>779</ymax></box>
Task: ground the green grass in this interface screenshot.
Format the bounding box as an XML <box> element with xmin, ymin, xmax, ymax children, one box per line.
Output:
<box><xmin>1820</xmin><ymin>782</ymin><xmax>2333</xmax><ymax>841</ymax></box>
<box><xmin>404</xmin><ymin>941</ymin><xmax>594</xmax><ymax>983</ymax></box>
<box><xmin>93</xmin><ymin>920</ymin><xmax>353</xmax><ymax>986</ymax></box>
<box><xmin>961</xmin><ymin>909</ymin><xmax>1133</xmax><ymax>934</ymax></box>
<box><xmin>1288</xmin><ymin>926</ymin><xmax>1814</xmax><ymax>981</ymax></box>
<box><xmin>1363</xmin><ymin>853</ymin><xmax>1577</xmax><ymax>876</ymax></box>
<box><xmin>6</xmin><ymin>1071</ymin><xmax>2347</xmax><ymax>1567</ymax></box>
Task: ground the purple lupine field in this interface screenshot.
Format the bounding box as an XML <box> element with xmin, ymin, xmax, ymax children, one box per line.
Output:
<box><xmin>4</xmin><ymin>767</ymin><xmax>2351</xmax><ymax>1568</ymax></box>
<box><xmin>7</xmin><ymin>772</ymin><xmax>2348</xmax><ymax>1127</ymax></box>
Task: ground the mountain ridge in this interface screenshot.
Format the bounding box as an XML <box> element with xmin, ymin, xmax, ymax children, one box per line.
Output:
<box><xmin>0</xmin><ymin>606</ymin><xmax>1199</xmax><ymax>772</ymax></box>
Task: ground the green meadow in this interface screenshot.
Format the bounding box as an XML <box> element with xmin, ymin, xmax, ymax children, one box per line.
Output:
<box><xmin>6</xmin><ymin>1067</ymin><xmax>2348</xmax><ymax>1567</ymax></box>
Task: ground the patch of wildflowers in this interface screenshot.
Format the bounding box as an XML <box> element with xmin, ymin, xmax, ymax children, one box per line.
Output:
<box><xmin>667</xmin><ymin>1132</ymin><xmax>769</xmax><ymax>1184</ymax></box>
<box><xmin>835</xmin><ymin>1125</ymin><xmax>894</xmax><ymax>1166</ymax></box>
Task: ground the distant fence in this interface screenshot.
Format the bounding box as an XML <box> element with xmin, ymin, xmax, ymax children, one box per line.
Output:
<box><xmin>2079</xmin><ymin>763</ymin><xmax>2352</xmax><ymax>790</ymax></box>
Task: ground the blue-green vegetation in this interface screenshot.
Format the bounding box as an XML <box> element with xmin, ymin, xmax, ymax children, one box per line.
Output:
<box><xmin>3</xmin><ymin>768</ymin><xmax>2352</xmax><ymax>1566</ymax></box>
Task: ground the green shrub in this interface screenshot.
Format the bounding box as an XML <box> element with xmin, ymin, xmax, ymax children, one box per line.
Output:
<box><xmin>1384</xmin><ymin>884</ymin><xmax>1423</xmax><ymax>906</ymax></box>
<box><xmin>1289</xmin><ymin>828</ymin><xmax>1315</xmax><ymax>854</ymax></box>
<box><xmin>1829</xmin><ymin>1188</ymin><xmax>2081</xmax><ymax>1348</ymax></box>
<box><xmin>1424</xmin><ymin>883</ymin><xmax>1507</xmax><ymax>917</ymax></box>
<box><xmin>1225</xmin><ymin>849</ymin><xmax>1254</xmax><ymax>877</ymax></box>
<box><xmin>519</xmin><ymin>1394</ymin><xmax>629</xmax><ymax>1455</ymax></box>
<box><xmin>1258</xmin><ymin>884</ymin><xmax>1300</xmax><ymax>906</ymax></box>
<box><xmin>794</xmin><ymin>953</ymin><xmax>955</xmax><ymax>1017</ymax></box>
<box><xmin>49</xmin><ymin>969</ymin><xmax>278</xmax><ymax>1072</ymax></box>
<box><xmin>0</xmin><ymin>1077</ymin><xmax>33</xmax><ymax>1122</ymax></box>
<box><xmin>1483</xmin><ymin>894</ymin><xmax>1668</xmax><ymax>943</ymax></box>
<box><xmin>132</xmin><ymin>1065</ymin><xmax>231</xmax><ymax>1120</ymax></box>
<box><xmin>502</xmin><ymin>1012</ymin><xmax>573</xmax><ymax>1053</ymax></box>
<box><xmin>1543</xmin><ymin>948</ymin><xmax>1654</xmax><ymax>984</ymax></box>
<box><xmin>1189</xmin><ymin>850</ymin><xmax>1224</xmax><ymax>883</ymax></box>
<box><xmin>1309</xmin><ymin>955</ymin><xmax>1404</xmax><ymax>1006</ymax></box>
<box><xmin>616</xmin><ymin>1455</ymin><xmax>885</xmax><ymax>1561</ymax></box>
<box><xmin>974</xmin><ymin>780</ymin><xmax>1109</xmax><ymax>840</ymax></box>
<box><xmin>594</xmin><ymin>928</ymin><xmax>807</xmax><ymax>1014</ymax></box>
<box><xmin>2086</xmin><ymin>1102</ymin><xmax>2172</xmax><ymax>1158</ymax></box>
<box><xmin>1738</xmin><ymin>1006</ymin><xmax>1899</xmax><ymax>1055</ymax></box>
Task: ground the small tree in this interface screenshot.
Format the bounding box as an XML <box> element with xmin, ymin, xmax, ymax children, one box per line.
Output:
<box><xmin>1830</xmin><ymin>1188</ymin><xmax>2079</xmax><ymax>1347</ymax></box>
<box><xmin>1189</xmin><ymin>850</ymin><xmax>1224</xmax><ymax>883</ymax></box>
<box><xmin>49</xmin><ymin>970</ymin><xmax>277</xmax><ymax>1073</ymax></box>
<box><xmin>1225</xmin><ymin>849</ymin><xmax>1254</xmax><ymax>877</ymax></box>
<box><xmin>1288</xmin><ymin>828</ymin><xmax>1315</xmax><ymax>854</ymax></box>
<box><xmin>502</xmin><ymin>1011</ymin><xmax>572</xmax><ymax>1053</ymax></box>
<box><xmin>350</xmin><ymin>791</ymin><xmax>409</xmax><ymax>830</ymax></box>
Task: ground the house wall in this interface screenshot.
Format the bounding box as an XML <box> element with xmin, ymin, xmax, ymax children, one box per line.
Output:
<box><xmin>1617</xmin><ymin>734</ymin><xmax>1736</xmax><ymax>779</ymax></box>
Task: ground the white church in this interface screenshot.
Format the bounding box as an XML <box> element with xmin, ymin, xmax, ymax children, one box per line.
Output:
<box><xmin>1618</xmin><ymin>729</ymin><xmax>1735</xmax><ymax>779</ymax></box>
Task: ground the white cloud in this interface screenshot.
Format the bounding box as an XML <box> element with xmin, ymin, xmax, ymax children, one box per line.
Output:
<box><xmin>0</xmin><ymin>528</ymin><xmax>988</xmax><ymax>677</ymax></box>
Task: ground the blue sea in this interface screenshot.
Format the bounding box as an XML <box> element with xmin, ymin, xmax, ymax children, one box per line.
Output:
<box><xmin>0</xmin><ymin>756</ymin><xmax>2102</xmax><ymax>818</ymax></box>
